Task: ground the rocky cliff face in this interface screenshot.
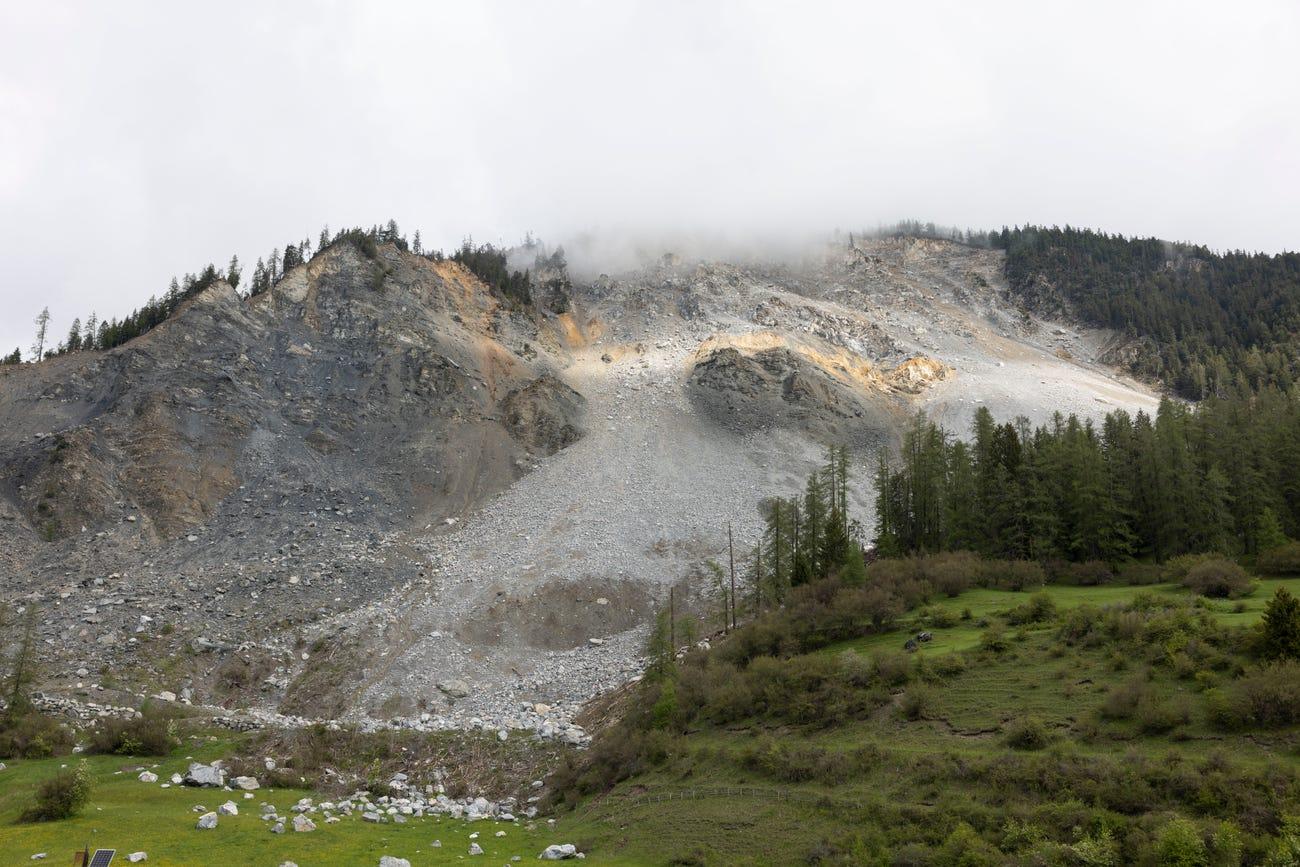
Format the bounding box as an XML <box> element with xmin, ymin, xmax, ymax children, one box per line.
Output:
<box><xmin>0</xmin><ymin>244</ymin><xmax>580</xmax><ymax>544</ymax></box>
<box><xmin>0</xmin><ymin>235</ymin><xmax>1159</xmax><ymax>738</ymax></box>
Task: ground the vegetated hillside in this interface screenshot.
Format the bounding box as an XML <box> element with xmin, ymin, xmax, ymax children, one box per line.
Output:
<box><xmin>993</xmin><ymin>225</ymin><xmax>1300</xmax><ymax>399</ymax></box>
<box><xmin>551</xmin><ymin>551</ymin><xmax>1300</xmax><ymax>866</ymax></box>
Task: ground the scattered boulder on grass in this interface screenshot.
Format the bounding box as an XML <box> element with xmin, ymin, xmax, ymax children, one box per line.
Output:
<box><xmin>127</xmin><ymin>854</ymin><xmax>147</xmax><ymax>863</ymax></box>
<box><xmin>138</xmin><ymin>771</ymin><xmax>157</xmax><ymax>783</ymax></box>
<box><xmin>233</xmin><ymin>775</ymin><xmax>260</xmax><ymax>790</ymax></box>
<box><xmin>539</xmin><ymin>844</ymin><xmax>583</xmax><ymax>860</ymax></box>
<box><xmin>217</xmin><ymin>801</ymin><xmax>239</xmax><ymax>816</ymax></box>
<box><xmin>469</xmin><ymin>842</ymin><xmax>484</xmax><ymax>855</ymax></box>
<box><xmin>379</xmin><ymin>858</ymin><xmax>412</xmax><ymax>867</ymax></box>
<box><xmin>196</xmin><ymin>811</ymin><xmax>218</xmax><ymax>830</ymax></box>
<box><xmin>183</xmin><ymin>763</ymin><xmax>225</xmax><ymax>788</ymax></box>
<box><xmin>293</xmin><ymin>815</ymin><xmax>316</xmax><ymax>832</ymax></box>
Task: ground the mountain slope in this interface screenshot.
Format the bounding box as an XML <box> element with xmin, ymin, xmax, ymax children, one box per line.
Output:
<box><xmin>0</xmin><ymin>234</ymin><xmax>1159</xmax><ymax>737</ymax></box>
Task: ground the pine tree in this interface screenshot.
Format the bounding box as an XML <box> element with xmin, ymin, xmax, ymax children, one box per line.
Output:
<box><xmin>4</xmin><ymin>605</ymin><xmax>39</xmax><ymax>722</ymax></box>
<box><xmin>1260</xmin><ymin>587</ymin><xmax>1300</xmax><ymax>660</ymax></box>
<box><xmin>31</xmin><ymin>307</ymin><xmax>50</xmax><ymax>361</ymax></box>
<box><xmin>64</xmin><ymin>318</ymin><xmax>82</xmax><ymax>353</ymax></box>
<box><xmin>227</xmin><ymin>254</ymin><xmax>242</xmax><ymax>289</ymax></box>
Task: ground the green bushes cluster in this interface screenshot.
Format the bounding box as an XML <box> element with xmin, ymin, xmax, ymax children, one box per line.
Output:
<box><xmin>0</xmin><ymin>711</ymin><xmax>74</xmax><ymax>759</ymax></box>
<box><xmin>1207</xmin><ymin>661</ymin><xmax>1300</xmax><ymax>730</ymax></box>
<box><xmin>86</xmin><ymin>705</ymin><xmax>180</xmax><ymax>756</ymax></box>
<box><xmin>739</xmin><ymin>738</ymin><xmax>881</xmax><ymax>786</ymax></box>
<box><xmin>672</xmin><ymin>651</ymin><xmax>899</xmax><ymax>729</ymax></box>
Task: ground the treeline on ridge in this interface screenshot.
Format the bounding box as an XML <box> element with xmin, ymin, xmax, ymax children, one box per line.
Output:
<box><xmin>3</xmin><ymin>220</ymin><xmax>554</xmax><ymax>364</ymax></box>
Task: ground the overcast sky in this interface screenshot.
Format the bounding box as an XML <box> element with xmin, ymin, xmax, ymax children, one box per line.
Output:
<box><xmin>2</xmin><ymin>1</ymin><xmax>1298</xmax><ymax>356</ymax></box>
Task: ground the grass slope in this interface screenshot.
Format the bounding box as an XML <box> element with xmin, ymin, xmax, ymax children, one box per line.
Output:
<box><xmin>0</xmin><ymin>739</ymin><xmax>624</xmax><ymax>866</ymax></box>
<box><xmin>558</xmin><ymin>579</ymin><xmax>1300</xmax><ymax>865</ymax></box>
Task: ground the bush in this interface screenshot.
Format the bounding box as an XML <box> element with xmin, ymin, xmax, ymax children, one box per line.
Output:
<box><xmin>1182</xmin><ymin>558</ymin><xmax>1254</xmax><ymax>599</ymax></box>
<box><xmin>922</xmin><ymin>551</ymin><xmax>981</xmax><ymax>597</ymax></box>
<box><xmin>1258</xmin><ymin>541</ymin><xmax>1300</xmax><ymax>576</ymax></box>
<box><xmin>1208</xmin><ymin>661</ymin><xmax>1300</xmax><ymax>730</ymax></box>
<box><xmin>1135</xmin><ymin>696</ymin><xmax>1191</xmax><ymax>734</ymax></box>
<box><xmin>21</xmin><ymin>760</ymin><xmax>91</xmax><ymax>822</ymax></box>
<box><xmin>871</xmin><ymin>651</ymin><xmax>912</xmax><ymax>687</ymax></box>
<box><xmin>1116</xmin><ymin>562</ymin><xmax>1164</xmax><ymax>586</ymax></box>
<box><xmin>1164</xmin><ymin>552</ymin><xmax>1224</xmax><ymax>584</ymax></box>
<box><xmin>919</xmin><ymin>605</ymin><xmax>960</xmax><ymax>628</ymax></box>
<box><xmin>900</xmin><ymin>686</ymin><xmax>931</xmax><ymax>720</ymax></box>
<box><xmin>1100</xmin><ymin>677</ymin><xmax>1150</xmax><ymax>720</ymax></box>
<box><xmin>980</xmin><ymin>624</ymin><xmax>1010</xmax><ymax>654</ymax></box>
<box><xmin>1007</xmin><ymin>592</ymin><xmax>1058</xmax><ymax>625</ymax></box>
<box><xmin>86</xmin><ymin>706</ymin><xmax>180</xmax><ymax>756</ymax></box>
<box><xmin>1004</xmin><ymin>716</ymin><xmax>1050</xmax><ymax>750</ymax></box>
<box><xmin>0</xmin><ymin>711</ymin><xmax>75</xmax><ymax>759</ymax></box>
<box><xmin>983</xmin><ymin>560</ymin><xmax>1046</xmax><ymax>591</ymax></box>
<box><xmin>1153</xmin><ymin>817</ymin><xmax>1207</xmax><ymax>867</ymax></box>
<box><xmin>1054</xmin><ymin>560</ymin><xmax>1115</xmax><ymax>586</ymax></box>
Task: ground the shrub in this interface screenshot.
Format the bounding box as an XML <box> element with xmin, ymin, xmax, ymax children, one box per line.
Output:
<box><xmin>1258</xmin><ymin>541</ymin><xmax>1300</xmax><ymax>576</ymax></box>
<box><xmin>1135</xmin><ymin>696</ymin><xmax>1190</xmax><ymax>734</ymax></box>
<box><xmin>919</xmin><ymin>606</ymin><xmax>960</xmax><ymax>629</ymax></box>
<box><xmin>1055</xmin><ymin>560</ymin><xmax>1115</xmax><ymax>586</ymax></box>
<box><xmin>923</xmin><ymin>551</ymin><xmax>981</xmax><ymax>597</ymax></box>
<box><xmin>871</xmin><ymin>651</ymin><xmax>912</xmax><ymax>687</ymax></box>
<box><xmin>0</xmin><ymin>711</ymin><xmax>75</xmax><ymax>759</ymax></box>
<box><xmin>1207</xmin><ymin>661</ymin><xmax>1300</xmax><ymax>730</ymax></box>
<box><xmin>650</xmin><ymin>680</ymin><xmax>678</xmax><ymax>731</ymax></box>
<box><xmin>1100</xmin><ymin>677</ymin><xmax>1150</xmax><ymax>720</ymax></box>
<box><xmin>1004</xmin><ymin>716</ymin><xmax>1050</xmax><ymax>750</ymax></box>
<box><xmin>1182</xmin><ymin>558</ymin><xmax>1254</xmax><ymax>599</ymax></box>
<box><xmin>900</xmin><ymin>685</ymin><xmax>931</xmax><ymax>720</ymax></box>
<box><xmin>1007</xmin><ymin>592</ymin><xmax>1058</xmax><ymax>625</ymax></box>
<box><xmin>937</xmin><ymin>823</ymin><xmax>1002</xmax><ymax>866</ymax></box>
<box><xmin>21</xmin><ymin>760</ymin><xmax>91</xmax><ymax>822</ymax></box>
<box><xmin>1153</xmin><ymin>817</ymin><xmax>1207</xmax><ymax>867</ymax></box>
<box><xmin>983</xmin><ymin>560</ymin><xmax>1046</xmax><ymax>591</ymax></box>
<box><xmin>1207</xmin><ymin>821</ymin><xmax>1243</xmax><ymax>867</ymax></box>
<box><xmin>1265</xmin><ymin>816</ymin><xmax>1300</xmax><ymax>866</ymax></box>
<box><xmin>1116</xmin><ymin>562</ymin><xmax>1164</xmax><ymax>586</ymax></box>
<box><xmin>980</xmin><ymin>624</ymin><xmax>1010</xmax><ymax>654</ymax></box>
<box><xmin>1164</xmin><ymin>552</ymin><xmax>1224</xmax><ymax>584</ymax></box>
<box><xmin>86</xmin><ymin>706</ymin><xmax>180</xmax><ymax>756</ymax></box>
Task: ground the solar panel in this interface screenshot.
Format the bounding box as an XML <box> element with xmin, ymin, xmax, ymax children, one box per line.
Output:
<box><xmin>88</xmin><ymin>851</ymin><xmax>116</xmax><ymax>867</ymax></box>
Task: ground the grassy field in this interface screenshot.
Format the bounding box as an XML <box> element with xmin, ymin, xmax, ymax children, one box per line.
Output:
<box><xmin>4</xmin><ymin>579</ymin><xmax>1300</xmax><ymax>866</ymax></box>
<box><xmin>0</xmin><ymin>739</ymin><xmax>637</xmax><ymax>866</ymax></box>
<box><xmin>553</xmin><ymin>577</ymin><xmax>1300</xmax><ymax>864</ymax></box>
<box><xmin>825</xmin><ymin>577</ymin><xmax>1300</xmax><ymax>658</ymax></box>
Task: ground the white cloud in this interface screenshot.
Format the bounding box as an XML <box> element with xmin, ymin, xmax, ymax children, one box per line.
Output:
<box><xmin>1</xmin><ymin>0</ymin><xmax>1297</xmax><ymax>354</ymax></box>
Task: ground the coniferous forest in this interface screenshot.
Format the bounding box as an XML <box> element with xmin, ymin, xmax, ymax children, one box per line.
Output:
<box><xmin>873</xmin><ymin>394</ymin><xmax>1300</xmax><ymax>563</ymax></box>
<box><xmin>992</xmin><ymin>226</ymin><xmax>1300</xmax><ymax>399</ymax></box>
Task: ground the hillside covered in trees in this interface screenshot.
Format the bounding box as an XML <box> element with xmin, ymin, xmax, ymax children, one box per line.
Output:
<box><xmin>992</xmin><ymin>226</ymin><xmax>1300</xmax><ymax>399</ymax></box>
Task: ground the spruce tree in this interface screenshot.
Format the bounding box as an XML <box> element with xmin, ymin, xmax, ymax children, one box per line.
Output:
<box><xmin>31</xmin><ymin>307</ymin><xmax>50</xmax><ymax>361</ymax></box>
<box><xmin>1260</xmin><ymin>587</ymin><xmax>1300</xmax><ymax>660</ymax></box>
